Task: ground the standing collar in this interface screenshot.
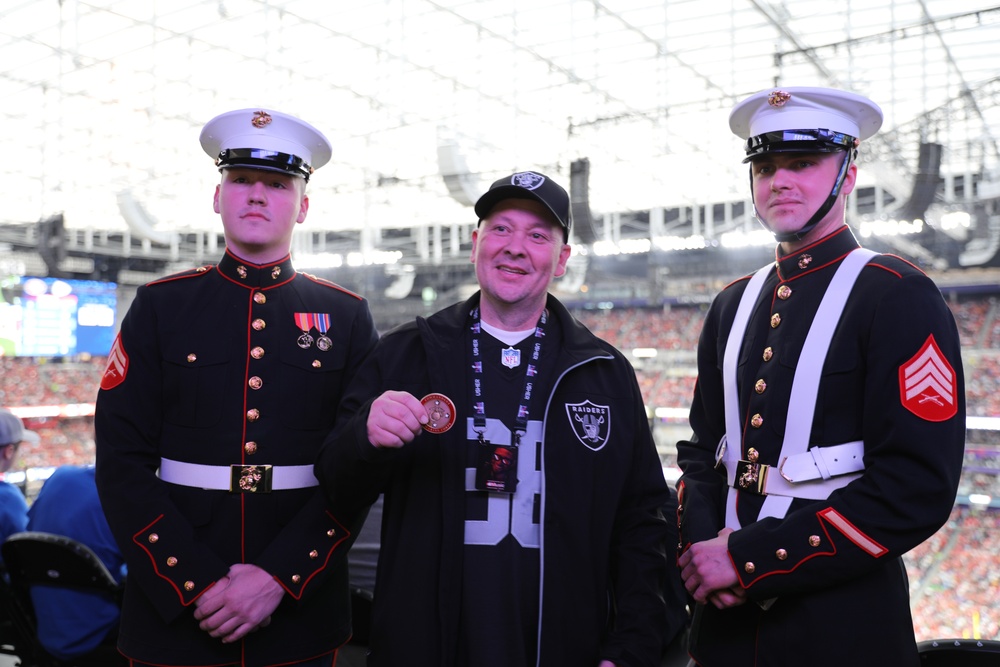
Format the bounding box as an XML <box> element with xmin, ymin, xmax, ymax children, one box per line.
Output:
<box><xmin>775</xmin><ymin>225</ymin><xmax>861</xmax><ymax>281</ymax></box>
<box><xmin>218</xmin><ymin>249</ymin><xmax>296</xmax><ymax>288</ymax></box>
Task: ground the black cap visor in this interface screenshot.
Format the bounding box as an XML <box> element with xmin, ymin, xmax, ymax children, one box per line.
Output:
<box><xmin>216</xmin><ymin>148</ymin><xmax>313</xmax><ymax>180</ymax></box>
<box><xmin>743</xmin><ymin>129</ymin><xmax>857</xmax><ymax>163</ymax></box>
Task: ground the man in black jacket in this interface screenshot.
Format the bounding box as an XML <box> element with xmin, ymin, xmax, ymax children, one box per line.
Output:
<box><xmin>95</xmin><ymin>108</ymin><xmax>379</xmax><ymax>667</ymax></box>
<box><xmin>676</xmin><ymin>87</ymin><xmax>965</xmax><ymax>665</ymax></box>
<box><xmin>317</xmin><ymin>171</ymin><xmax>679</xmax><ymax>667</ymax></box>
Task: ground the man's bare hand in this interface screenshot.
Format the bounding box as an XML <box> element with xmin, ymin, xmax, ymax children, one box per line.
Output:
<box><xmin>678</xmin><ymin>528</ymin><xmax>745</xmax><ymax>606</ymax></box>
<box><xmin>193</xmin><ymin>563</ymin><xmax>284</xmax><ymax>643</ymax></box>
<box><xmin>367</xmin><ymin>390</ymin><xmax>427</xmax><ymax>448</ymax></box>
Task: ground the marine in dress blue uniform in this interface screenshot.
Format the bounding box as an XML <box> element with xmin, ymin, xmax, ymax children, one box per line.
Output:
<box><xmin>95</xmin><ymin>109</ymin><xmax>379</xmax><ymax>667</ymax></box>
<box><xmin>676</xmin><ymin>88</ymin><xmax>966</xmax><ymax>666</ymax></box>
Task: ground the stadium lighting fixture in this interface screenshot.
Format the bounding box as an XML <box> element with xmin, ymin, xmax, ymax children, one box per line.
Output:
<box><xmin>968</xmin><ymin>493</ymin><xmax>992</xmax><ymax>506</ymax></box>
<box><xmin>294</xmin><ymin>253</ymin><xmax>345</xmax><ymax>269</ymax></box>
<box><xmin>652</xmin><ymin>235</ymin><xmax>709</xmax><ymax>252</ymax></box>
<box><xmin>653</xmin><ymin>407</ymin><xmax>690</xmax><ymax>420</ymax></box>
<box><xmin>592</xmin><ymin>239</ymin><xmax>652</xmax><ymax>256</ymax></box>
<box><xmin>966</xmin><ymin>416</ymin><xmax>1000</xmax><ymax>431</ymax></box>
<box><xmin>719</xmin><ymin>229</ymin><xmax>774</xmax><ymax>248</ymax></box>
<box><xmin>295</xmin><ymin>250</ymin><xmax>402</xmax><ymax>269</ymax></box>
<box><xmin>940</xmin><ymin>210</ymin><xmax>972</xmax><ymax>230</ymax></box>
<box><xmin>859</xmin><ymin>218</ymin><xmax>924</xmax><ymax>238</ymax></box>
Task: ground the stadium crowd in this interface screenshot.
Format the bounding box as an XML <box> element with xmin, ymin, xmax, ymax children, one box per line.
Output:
<box><xmin>1</xmin><ymin>295</ymin><xmax>998</xmax><ymax>643</ymax></box>
<box><xmin>906</xmin><ymin>507</ymin><xmax>1000</xmax><ymax>641</ymax></box>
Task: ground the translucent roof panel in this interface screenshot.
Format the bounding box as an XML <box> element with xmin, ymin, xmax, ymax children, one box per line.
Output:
<box><xmin>0</xmin><ymin>0</ymin><xmax>997</xmax><ymax>237</ymax></box>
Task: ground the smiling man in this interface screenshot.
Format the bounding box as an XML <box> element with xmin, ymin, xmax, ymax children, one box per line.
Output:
<box><xmin>316</xmin><ymin>171</ymin><xmax>682</xmax><ymax>667</ymax></box>
<box><xmin>676</xmin><ymin>87</ymin><xmax>967</xmax><ymax>665</ymax></box>
<box><xmin>95</xmin><ymin>108</ymin><xmax>379</xmax><ymax>667</ymax></box>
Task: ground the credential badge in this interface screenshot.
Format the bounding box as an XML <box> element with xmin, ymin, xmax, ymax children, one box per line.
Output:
<box><xmin>566</xmin><ymin>400</ymin><xmax>610</xmax><ymax>451</ymax></box>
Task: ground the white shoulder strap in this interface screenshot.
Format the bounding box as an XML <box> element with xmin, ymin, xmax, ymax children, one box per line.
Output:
<box><xmin>721</xmin><ymin>264</ymin><xmax>774</xmax><ymax>529</ymax></box>
<box><xmin>758</xmin><ymin>248</ymin><xmax>876</xmax><ymax>521</ymax></box>
<box><xmin>721</xmin><ymin>248</ymin><xmax>877</xmax><ymax>529</ymax></box>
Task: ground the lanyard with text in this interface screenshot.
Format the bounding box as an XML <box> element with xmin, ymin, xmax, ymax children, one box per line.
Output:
<box><xmin>468</xmin><ymin>306</ymin><xmax>548</xmax><ymax>493</ymax></box>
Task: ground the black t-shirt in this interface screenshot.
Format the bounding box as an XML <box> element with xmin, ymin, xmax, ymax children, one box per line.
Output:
<box><xmin>456</xmin><ymin>317</ymin><xmax>559</xmax><ymax>667</ymax></box>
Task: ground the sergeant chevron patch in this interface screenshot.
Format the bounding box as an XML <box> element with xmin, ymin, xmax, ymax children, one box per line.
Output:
<box><xmin>100</xmin><ymin>334</ymin><xmax>129</xmax><ymax>390</ymax></box>
<box><xmin>898</xmin><ymin>334</ymin><xmax>956</xmax><ymax>422</ymax></box>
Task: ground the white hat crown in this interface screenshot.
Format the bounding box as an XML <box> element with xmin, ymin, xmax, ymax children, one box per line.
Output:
<box><xmin>730</xmin><ymin>86</ymin><xmax>883</xmax><ymax>143</ymax></box>
<box><xmin>199</xmin><ymin>108</ymin><xmax>332</xmax><ymax>179</ymax></box>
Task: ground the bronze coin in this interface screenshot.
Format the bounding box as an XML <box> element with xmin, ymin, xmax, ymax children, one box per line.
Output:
<box><xmin>421</xmin><ymin>393</ymin><xmax>456</xmax><ymax>434</ymax></box>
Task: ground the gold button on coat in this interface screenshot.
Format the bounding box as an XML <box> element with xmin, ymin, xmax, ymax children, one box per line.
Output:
<box><xmin>744</xmin><ymin>562</ymin><xmax>756</xmax><ymax>574</ymax></box>
<box><xmin>252</xmin><ymin>318</ymin><xmax>266</xmax><ymax>331</ymax></box>
<box><xmin>248</xmin><ymin>376</ymin><xmax>263</xmax><ymax>390</ymax></box>
<box><xmin>754</xmin><ymin>379</ymin><xmax>767</xmax><ymax>394</ymax></box>
<box><xmin>770</xmin><ymin>313</ymin><xmax>781</xmax><ymax>328</ymax></box>
<box><xmin>291</xmin><ymin>574</ymin><xmax>301</xmax><ymax>584</ymax></box>
<box><xmin>776</xmin><ymin>549</ymin><xmax>788</xmax><ymax>560</ymax></box>
<box><xmin>327</xmin><ymin>529</ymin><xmax>337</xmax><ymax>537</ymax></box>
<box><xmin>747</xmin><ymin>448</ymin><xmax>759</xmax><ymax>463</ymax></box>
<box><xmin>244</xmin><ymin>441</ymin><xmax>258</xmax><ymax>455</ymax></box>
<box><xmin>751</xmin><ymin>414</ymin><xmax>763</xmax><ymax>428</ymax></box>
<box><xmin>309</xmin><ymin>550</ymin><xmax>319</xmax><ymax>559</ymax></box>
<box><xmin>167</xmin><ymin>557</ymin><xmax>178</xmax><ymax>567</ymax></box>
<box><xmin>148</xmin><ymin>533</ymin><xmax>159</xmax><ymax>543</ymax></box>
<box><xmin>763</xmin><ymin>347</ymin><xmax>773</xmax><ymax>362</ymax></box>
<box><xmin>809</xmin><ymin>535</ymin><xmax>821</xmax><ymax>547</ymax></box>
<box><xmin>312</xmin><ymin>360</ymin><xmax>322</xmax><ymax>368</ymax></box>
<box><xmin>254</xmin><ymin>292</ymin><xmax>267</xmax><ymax>304</ymax></box>
<box><xmin>184</xmin><ymin>581</ymin><xmax>195</xmax><ymax>591</ymax></box>
<box><xmin>777</xmin><ymin>285</ymin><xmax>792</xmax><ymax>300</ymax></box>
<box><xmin>186</xmin><ymin>353</ymin><xmax>197</xmax><ymax>363</ymax></box>
<box><xmin>247</xmin><ymin>408</ymin><xmax>260</xmax><ymax>422</ymax></box>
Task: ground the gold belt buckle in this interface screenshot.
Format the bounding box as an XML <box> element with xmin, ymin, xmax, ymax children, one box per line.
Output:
<box><xmin>230</xmin><ymin>464</ymin><xmax>273</xmax><ymax>493</ymax></box>
<box><xmin>734</xmin><ymin>460</ymin><xmax>769</xmax><ymax>496</ymax></box>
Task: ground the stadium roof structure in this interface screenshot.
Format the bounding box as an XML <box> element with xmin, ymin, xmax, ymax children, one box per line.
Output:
<box><xmin>2</xmin><ymin>0</ymin><xmax>1000</xmax><ymax>302</ymax></box>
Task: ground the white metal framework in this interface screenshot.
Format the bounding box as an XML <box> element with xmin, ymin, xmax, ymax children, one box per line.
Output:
<box><xmin>1</xmin><ymin>0</ymin><xmax>999</xmax><ymax>280</ymax></box>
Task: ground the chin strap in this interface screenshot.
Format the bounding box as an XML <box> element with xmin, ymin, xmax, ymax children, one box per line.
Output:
<box><xmin>751</xmin><ymin>149</ymin><xmax>854</xmax><ymax>243</ymax></box>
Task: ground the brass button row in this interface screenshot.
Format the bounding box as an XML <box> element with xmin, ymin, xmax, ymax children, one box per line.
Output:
<box><xmin>744</xmin><ymin>535</ymin><xmax>823</xmax><ymax>574</ymax></box>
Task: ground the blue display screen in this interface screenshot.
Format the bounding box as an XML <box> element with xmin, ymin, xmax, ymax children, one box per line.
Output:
<box><xmin>0</xmin><ymin>276</ymin><xmax>117</xmax><ymax>357</ymax></box>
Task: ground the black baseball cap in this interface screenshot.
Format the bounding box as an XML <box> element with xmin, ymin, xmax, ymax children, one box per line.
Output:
<box><xmin>474</xmin><ymin>171</ymin><xmax>572</xmax><ymax>241</ymax></box>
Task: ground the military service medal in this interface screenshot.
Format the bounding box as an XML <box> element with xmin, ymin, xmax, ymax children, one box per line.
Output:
<box><xmin>294</xmin><ymin>313</ymin><xmax>315</xmax><ymax>349</ymax></box>
<box><xmin>315</xmin><ymin>313</ymin><xmax>333</xmax><ymax>351</ymax></box>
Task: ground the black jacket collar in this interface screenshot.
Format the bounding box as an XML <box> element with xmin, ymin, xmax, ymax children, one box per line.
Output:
<box><xmin>217</xmin><ymin>249</ymin><xmax>296</xmax><ymax>288</ymax></box>
<box><xmin>775</xmin><ymin>225</ymin><xmax>862</xmax><ymax>281</ymax></box>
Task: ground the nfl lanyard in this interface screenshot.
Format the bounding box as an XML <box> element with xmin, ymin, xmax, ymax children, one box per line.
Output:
<box><xmin>468</xmin><ymin>305</ymin><xmax>548</xmax><ymax>493</ymax></box>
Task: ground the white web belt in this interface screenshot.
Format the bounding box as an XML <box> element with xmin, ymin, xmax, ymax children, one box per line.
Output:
<box><xmin>159</xmin><ymin>457</ymin><xmax>318</xmax><ymax>493</ymax></box>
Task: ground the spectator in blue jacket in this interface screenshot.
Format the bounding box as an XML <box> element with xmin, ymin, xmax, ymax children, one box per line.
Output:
<box><xmin>26</xmin><ymin>464</ymin><xmax>126</xmax><ymax>661</ymax></box>
<box><xmin>0</xmin><ymin>408</ymin><xmax>33</xmax><ymax>551</ymax></box>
